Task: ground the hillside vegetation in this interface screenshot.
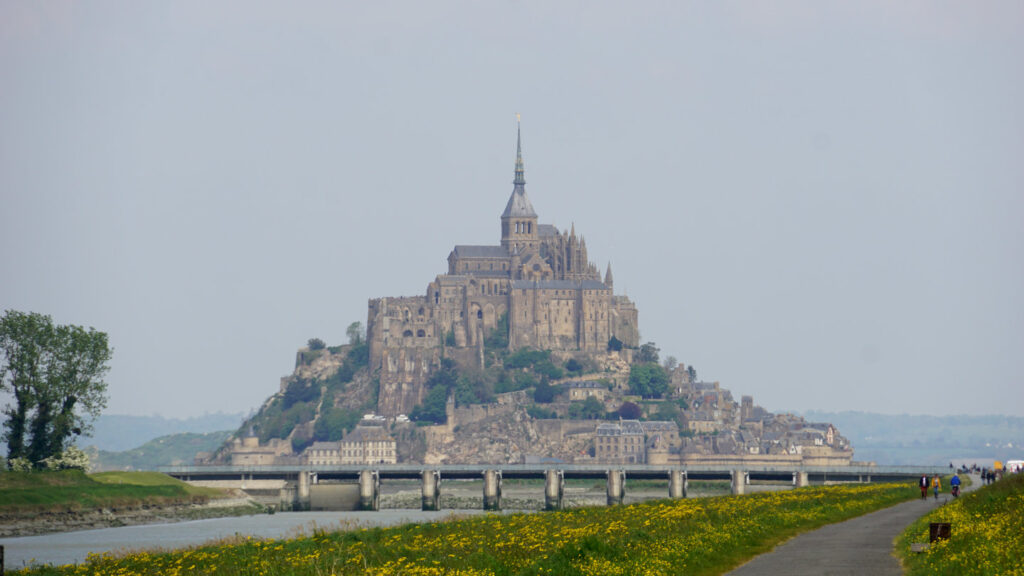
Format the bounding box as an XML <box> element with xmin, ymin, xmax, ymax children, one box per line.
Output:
<box><xmin>0</xmin><ymin>470</ymin><xmax>224</xmax><ymax>514</ymax></box>
<box><xmin>227</xmin><ymin>331</ymin><xmax>632</xmax><ymax>459</ymax></box>
<box><xmin>90</xmin><ymin>430</ymin><xmax>233</xmax><ymax>471</ymax></box>
<box><xmin>81</xmin><ymin>412</ymin><xmax>245</xmax><ymax>452</ymax></box>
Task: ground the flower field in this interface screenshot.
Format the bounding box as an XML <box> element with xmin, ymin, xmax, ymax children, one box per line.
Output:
<box><xmin>897</xmin><ymin>472</ymin><xmax>1024</xmax><ymax>576</ymax></box>
<box><xmin>15</xmin><ymin>482</ymin><xmax>917</xmax><ymax>576</ymax></box>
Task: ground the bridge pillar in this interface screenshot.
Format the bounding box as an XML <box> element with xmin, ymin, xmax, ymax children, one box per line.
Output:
<box><xmin>421</xmin><ymin>470</ymin><xmax>441</xmax><ymax>511</ymax></box>
<box><xmin>296</xmin><ymin>471</ymin><xmax>311</xmax><ymax>511</ymax></box>
<box><xmin>606</xmin><ymin>469</ymin><xmax>626</xmax><ymax>505</ymax></box>
<box><xmin>544</xmin><ymin>469</ymin><xmax>564</xmax><ymax>511</ymax></box>
<box><xmin>483</xmin><ymin>470</ymin><xmax>502</xmax><ymax>511</ymax></box>
<box><xmin>731</xmin><ymin>470</ymin><xmax>746</xmax><ymax>495</ymax></box>
<box><xmin>794</xmin><ymin>471</ymin><xmax>809</xmax><ymax>488</ymax></box>
<box><xmin>359</xmin><ymin>469</ymin><xmax>380</xmax><ymax>511</ymax></box>
<box><xmin>668</xmin><ymin>470</ymin><xmax>686</xmax><ymax>499</ymax></box>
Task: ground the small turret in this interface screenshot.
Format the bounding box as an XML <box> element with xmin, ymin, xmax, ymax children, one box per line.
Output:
<box><xmin>605</xmin><ymin>263</ymin><xmax>614</xmax><ymax>289</ymax></box>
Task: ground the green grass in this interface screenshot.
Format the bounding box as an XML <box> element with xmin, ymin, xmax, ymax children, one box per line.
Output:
<box><xmin>897</xmin><ymin>473</ymin><xmax>1024</xmax><ymax>575</ymax></box>
<box><xmin>0</xmin><ymin>470</ymin><xmax>225</xmax><ymax>514</ymax></box>
<box><xmin>12</xmin><ymin>481</ymin><xmax>920</xmax><ymax>575</ymax></box>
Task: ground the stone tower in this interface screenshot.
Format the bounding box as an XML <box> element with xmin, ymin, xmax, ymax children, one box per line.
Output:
<box><xmin>500</xmin><ymin>122</ymin><xmax>539</xmax><ymax>253</ymax></box>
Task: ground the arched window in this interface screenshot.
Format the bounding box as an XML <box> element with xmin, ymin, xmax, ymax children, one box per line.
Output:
<box><xmin>417</xmin><ymin>329</ymin><xmax>426</xmax><ymax>337</ymax></box>
<box><xmin>477</xmin><ymin>310</ymin><xmax>483</xmax><ymax>319</ymax></box>
<box><xmin>403</xmin><ymin>330</ymin><xmax>413</xmax><ymax>337</ymax></box>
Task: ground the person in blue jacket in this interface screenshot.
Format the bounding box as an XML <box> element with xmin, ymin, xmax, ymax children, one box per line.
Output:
<box><xmin>951</xmin><ymin>472</ymin><xmax>961</xmax><ymax>497</ymax></box>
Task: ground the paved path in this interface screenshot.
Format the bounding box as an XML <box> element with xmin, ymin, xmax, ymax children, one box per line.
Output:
<box><xmin>725</xmin><ymin>476</ymin><xmax>975</xmax><ymax>576</ymax></box>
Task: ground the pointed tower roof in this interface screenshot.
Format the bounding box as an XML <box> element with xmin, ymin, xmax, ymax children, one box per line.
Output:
<box><xmin>502</xmin><ymin>117</ymin><xmax>538</xmax><ymax>219</ymax></box>
<box><xmin>605</xmin><ymin>263</ymin><xmax>614</xmax><ymax>286</ymax></box>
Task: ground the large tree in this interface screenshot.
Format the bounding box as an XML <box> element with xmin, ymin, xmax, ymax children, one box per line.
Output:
<box><xmin>0</xmin><ymin>310</ymin><xmax>112</xmax><ymax>467</ymax></box>
<box><xmin>628</xmin><ymin>362</ymin><xmax>669</xmax><ymax>399</ymax></box>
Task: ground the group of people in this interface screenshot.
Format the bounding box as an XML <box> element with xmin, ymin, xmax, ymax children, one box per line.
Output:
<box><xmin>919</xmin><ymin>472</ymin><xmax>961</xmax><ymax>499</ymax></box>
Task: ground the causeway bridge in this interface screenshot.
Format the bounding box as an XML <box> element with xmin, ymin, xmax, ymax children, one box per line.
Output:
<box><xmin>160</xmin><ymin>463</ymin><xmax>947</xmax><ymax>512</ymax></box>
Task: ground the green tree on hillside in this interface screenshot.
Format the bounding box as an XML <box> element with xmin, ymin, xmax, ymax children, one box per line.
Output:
<box><xmin>346</xmin><ymin>322</ymin><xmax>365</xmax><ymax>345</ymax></box>
<box><xmin>0</xmin><ymin>310</ymin><xmax>112</xmax><ymax>468</ymax></box>
<box><xmin>569</xmin><ymin>396</ymin><xmax>605</xmax><ymax>420</ymax></box>
<box><xmin>628</xmin><ymin>362</ymin><xmax>669</xmax><ymax>399</ymax></box>
<box><xmin>636</xmin><ymin>342</ymin><xmax>660</xmax><ymax>364</ymax></box>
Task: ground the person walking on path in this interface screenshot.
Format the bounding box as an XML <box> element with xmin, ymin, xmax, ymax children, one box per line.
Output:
<box><xmin>932</xmin><ymin>474</ymin><xmax>941</xmax><ymax>500</ymax></box>
<box><xmin>919</xmin><ymin>474</ymin><xmax>929</xmax><ymax>499</ymax></box>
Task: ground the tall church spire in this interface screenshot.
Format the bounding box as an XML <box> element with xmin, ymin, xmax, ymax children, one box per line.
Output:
<box><xmin>501</xmin><ymin>116</ymin><xmax>538</xmax><ymax>251</ymax></box>
<box><xmin>513</xmin><ymin>115</ymin><xmax>526</xmax><ymax>187</ymax></box>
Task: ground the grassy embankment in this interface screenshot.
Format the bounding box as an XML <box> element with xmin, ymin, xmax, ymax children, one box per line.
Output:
<box><xmin>14</xmin><ymin>481</ymin><xmax>918</xmax><ymax>576</ymax></box>
<box><xmin>0</xmin><ymin>470</ymin><xmax>225</xmax><ymax>514</ymax></box>
<box><xmin>897</xmin><ymin>472</ymin><xmax>1024</xmax><ymax>576</ymax></box>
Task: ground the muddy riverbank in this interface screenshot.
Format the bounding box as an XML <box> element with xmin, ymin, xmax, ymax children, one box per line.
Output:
<box><xmin>0</xmin><ymin>496</ymin><xmax>264</xmax><ymax>538</ymax></box>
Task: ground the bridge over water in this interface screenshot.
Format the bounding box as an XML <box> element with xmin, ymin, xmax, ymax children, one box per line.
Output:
<box><xmin>161</xmin><ymin>463</ymin><xmax>946</xmax><ymax>512</ymax></box>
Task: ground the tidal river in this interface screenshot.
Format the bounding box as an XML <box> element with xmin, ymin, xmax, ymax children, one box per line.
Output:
<box><xmin>0</xmin><ymin>509</ymin><xmax>506</xmax><ymax>569</ymax></box>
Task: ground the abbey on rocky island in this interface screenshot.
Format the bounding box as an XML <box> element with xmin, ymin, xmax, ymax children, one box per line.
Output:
<box><xmin>367</xmin><ymin>125</ymin><xmax>639</xmax><ymax>416</ymax></box>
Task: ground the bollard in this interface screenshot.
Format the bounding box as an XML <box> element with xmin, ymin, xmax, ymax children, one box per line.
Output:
<box><xmin>483</xmin><ymin>470</ymin><xmax>502</xmax><ymax>511</ymax></box>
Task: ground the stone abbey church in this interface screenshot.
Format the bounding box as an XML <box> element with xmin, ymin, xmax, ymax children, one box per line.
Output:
<box><xmin>367</xmin><ymin>127</ymin><xmax>640</xmax><ymax>416</ymax></box>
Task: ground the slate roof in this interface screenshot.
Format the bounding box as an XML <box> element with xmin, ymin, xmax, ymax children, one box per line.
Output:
<box><xmin>306</xmin><ymin>441</ymin><xmax>339</xmax><ymax>452</ymax></box>
<box><xmin>639</xmin><ymin>421</ymin><xmax>679</xmax><ymax>433</ymax></box>
<box><xmin>342</xmin><ymin>425</ymin><xmax>394</xmax><ymax>443</ymax></box>
<box><xmin>538</xmin><ymin>224</ymin><xmax>558</xmax><ymax>237</ymax></box>
<box><xmin>502</xmin><ymin>189</ymin><xmax>538</xmax><ymax>218</ymax></box>
<box><xmin>452</xmin><ymin>245</ymin><xmax>509</xmax><ymax>259</ymax></box>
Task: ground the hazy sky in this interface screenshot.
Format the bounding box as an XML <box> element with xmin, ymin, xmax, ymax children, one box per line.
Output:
<box><xmin>2</xmin><ymin>1</ymin><xmax>1021</xmax><ymax>419</ymax></box>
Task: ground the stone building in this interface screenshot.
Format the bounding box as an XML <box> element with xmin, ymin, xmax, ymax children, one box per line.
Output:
<box><xmin>229</xmin><ymin>433</ymin><xmax>291</xmax><ymax>466</ymax></box>
<box><xmin>567</xmin><ymin>381</ymin><xmax>608</xmax><ymax>402</ymax></box>
<box><xmin>303</xmin><ymin>441</ymin><xmax>341</xmax><ymax>466</ymax></box>
<box><xmin>595</xmin><ymin>421</ymin><xmax>646</xmax><ymax>464</ymax></box>
<box><xmin>367</xmin><ymin>125</ymin><xmax>640</xmax><ymax>416</ymax></box>
<box><xmin>593</xmin><ymin>420</ymin><xmax>679</xmax><ymax>464</ymax></box>
<box><xmin>339</xmin><ymin>425</ymin><xmax>397</xmax><ymax>465</ymax></box>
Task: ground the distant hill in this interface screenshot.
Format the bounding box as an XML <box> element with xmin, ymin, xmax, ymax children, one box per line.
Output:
<box><xmin>802</xmin><ymin>411</ymin><xmax>1024</xmax><ymax>466</ymax></box>
<box><xmin>80</xmin><ymin>413</ymin><xmax>246</xmax><ymax>452</ymax></box>
<box><xmin>88</xmin><ymin>430</ymin><xmax>234</xmax><ymax>471</ymax></box>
